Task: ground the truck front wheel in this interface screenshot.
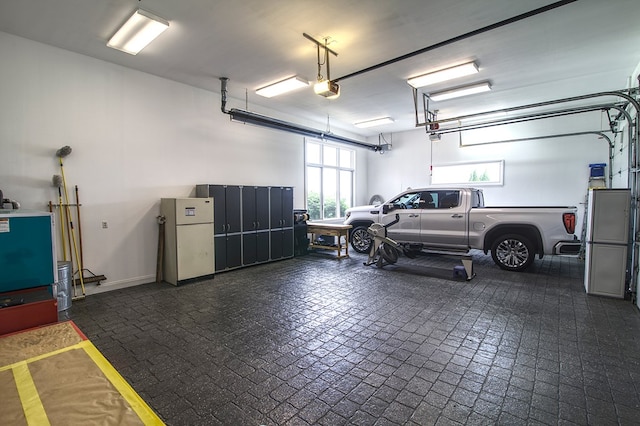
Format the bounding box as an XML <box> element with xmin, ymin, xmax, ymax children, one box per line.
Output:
<box><xmin>491</xmin><ymin>234</ymin><xmax>534</xmax><ymax>271</ymax></box>
<box><xmin>350</xmin><ymin>226</ymin><xmax>373</xmax><ymax>253</ymax></box>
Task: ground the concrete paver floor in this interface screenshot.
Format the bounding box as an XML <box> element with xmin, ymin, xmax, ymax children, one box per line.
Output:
<box><xmin>68</xmin><ymin>250</ymin><xmax>640</xmax><ymax>425</ymax></box>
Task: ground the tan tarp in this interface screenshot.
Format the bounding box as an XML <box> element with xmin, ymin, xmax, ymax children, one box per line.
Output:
<box><xmin>0</xmin><ymin>321</ymin><xmax>83</xmax><ymax>365</ymax></box>
<box><xmin>0</xmin><ymin>321</ymin><xmax>163</xmax><ymax>426</ymax></box>
<box><xmin>0</xmin><ymin>368</ymin><xmax>28</xmax><ymax>426</ymax></box>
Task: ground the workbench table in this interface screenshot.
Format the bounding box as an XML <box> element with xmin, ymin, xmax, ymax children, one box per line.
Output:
<box><xmin>307</xmin><ymin>223</ymin><xmax>353</xmax><ymax>258</ymax></box>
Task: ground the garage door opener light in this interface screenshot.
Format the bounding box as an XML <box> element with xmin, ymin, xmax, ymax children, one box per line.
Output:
<box><xmin>304</xmin><ymin>33</ymin><xmax>340</xmax><ymax>99</ymax></box>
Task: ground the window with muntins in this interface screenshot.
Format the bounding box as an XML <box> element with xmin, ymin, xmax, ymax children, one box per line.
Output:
<box><xmin>306</xmin><ymin>139</ymin><xmax>355</xmax><ymax>220</ymax></box>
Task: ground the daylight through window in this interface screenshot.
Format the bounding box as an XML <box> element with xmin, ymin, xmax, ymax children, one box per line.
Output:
<box><xmin>431</xmin><ymin>160</ymin><xmax>503</xmax><ymax>186</ymax></box>
<box><xmin>306</xmin><ymin>140</ymin><xmax>355</xmax><ymax>220</ymax></box>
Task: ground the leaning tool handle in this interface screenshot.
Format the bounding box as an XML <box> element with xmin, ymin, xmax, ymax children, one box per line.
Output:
<box><xmin>156</xmin><ymin>215</ymin><xmax>166</xmax><ymax>283</ymax></box>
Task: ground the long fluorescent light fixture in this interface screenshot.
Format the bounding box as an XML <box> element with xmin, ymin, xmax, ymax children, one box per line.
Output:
<box><xmin>256</xmin><ymin>76</ymin><xmax>309</xmax><ymax>98</ymax></box>
<box><xmin>408</xmin><ymin>62</ymin><xmax>479</xmax><ymax>88</ymax></box>
<box><xmin>107</xmin><ymin>9</ymin><xmax>169</xmax><ymax>55</ymax></box>
<box><xmin>428</xmin><ymin>82</ymin><xmax>492</xmax><ymax>101</ymax></box>
<box><xmin>354</xmin><ymin>117</ymin><xmax>394</xmax><ymax>128</ymax></box>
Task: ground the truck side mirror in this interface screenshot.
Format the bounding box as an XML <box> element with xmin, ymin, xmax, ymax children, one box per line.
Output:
<box><xmin>382</xmin><ymin>204</ymin><xmax>390</xmax><ymax>214</ymax></box>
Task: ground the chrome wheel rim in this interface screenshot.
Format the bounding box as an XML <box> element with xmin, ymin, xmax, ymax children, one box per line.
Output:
<box><xmin>496</xmin><ymin>239</ymin><xmax>529</xmax><ymax>269</ymax></box>
<box><xmin>352</xmin><ymin>228</ymin><xmax>372</xmax><ymax>252</ymax></box>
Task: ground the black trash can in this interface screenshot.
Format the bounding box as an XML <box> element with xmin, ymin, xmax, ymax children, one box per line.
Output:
<box><xmin>293</xmin><ymin>209</ymin><xmax>309</xmax><ymax>256</ymax></box>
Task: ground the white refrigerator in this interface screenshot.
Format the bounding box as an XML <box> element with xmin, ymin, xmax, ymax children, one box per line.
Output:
<box><xmin>161</xmin><ymin>198</ymin><xmax>215</xmax><ymax>285</ymax></box>
<box><xmin>583</xmin><ymin>189</ymin><xmax>630</xmax><ymax>298</ymax></box>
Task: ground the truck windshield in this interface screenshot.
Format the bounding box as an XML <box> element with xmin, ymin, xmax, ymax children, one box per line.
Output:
<box><xmin>389</xmin><ymin>190</ymin><xmax>462</xmax><ymax>209</ymax></box>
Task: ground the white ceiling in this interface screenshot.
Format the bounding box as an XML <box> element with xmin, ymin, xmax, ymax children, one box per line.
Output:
<box><xmin>1</xmin><ymin>0</ymin><xmax>638</xmax><ymax>138</ymax></box>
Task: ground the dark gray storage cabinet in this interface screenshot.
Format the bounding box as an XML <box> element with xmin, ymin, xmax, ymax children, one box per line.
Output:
<box><xmin>196</xmin><ymin>184</ymin><xmax>294</xmax><ymax>271</ymax></box>
<box><xmin>196</xmin><ymin>185</ymin><xmax>242</xmax><ymax>272</ymax></box>
<box><xmin>270</xmin><ymin>187</ymin><xmax>294</xmax><ymax>260</ymax></box>
<box><xmin>242</xmin><ymin>186</ymin><xmax>270</xmax><ymax>265</ymax></box>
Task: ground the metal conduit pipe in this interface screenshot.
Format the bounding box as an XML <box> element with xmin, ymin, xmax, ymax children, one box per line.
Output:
<box><xmin>333</xmin><ymin>0</ymin><xmax>577</xmax><ymax>83</ymax></box>
<box><xmin>226</xmin><ymin>108</ymin><xmax>376</xmax><ymax>150</ymax></box>
<box><xmin>431</xmin><ymin>90</ymin><xmax>637</xmax><ymax>124</ymax></box>
<box><xmin>432</xmin><ymin>104</ymin><xmax>620</xmax><ymax>135</ymax></box>
<box><xmin>422</xmin><ymin>90</ymin><xmax>637</xmax><ymax>127</ymax></box>
<box><xmin>218</xmin><ymin>77</ymin><xmax>377</xmax><ymax>151</ymax></box>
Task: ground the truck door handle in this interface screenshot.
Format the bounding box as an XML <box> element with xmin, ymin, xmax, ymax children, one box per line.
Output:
<box><xmin>451</xmin><ymin>214</ymin><xmax>464</xmax><ymax>218</ymax></box>
<box><xmin>409</xmin><ymin>214</ymin><xmax>419</xmax><ymax>218</ymax></box>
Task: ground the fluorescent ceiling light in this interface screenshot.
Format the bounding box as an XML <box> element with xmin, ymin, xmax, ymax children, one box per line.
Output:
<box><xmin>354</xmin><ymin>117</ymin><xmax>395</xmax><ymax>128</ymax></box>
<box><xmin>107</xmin><ymin>9</ymin><xmax>169</xmax><ymax>55</ymax></box>
<box><xmin>428</xmin><ymin>82</ymin><xmax>492</xmax><ymax>101</ymax></box>
<box><xmin>407</xmin><ymin>62</ymin><xmax>479</xmax><ymax>88</ymax></box>
<box><xmin>256</xmin><ymin>76</ymin><xmax>309</xmax><ymax>98</ymax></box>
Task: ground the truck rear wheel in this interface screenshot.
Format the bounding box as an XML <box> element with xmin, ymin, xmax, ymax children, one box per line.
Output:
<box><xmin>491</xmin><ymin>234</ymin><xmax>534</xmax><ymax>271</ymax></box>
<box><xmin>350</xmin><ymin>226</ymin><xmax>373</xmax><ymax>253</ymax></box>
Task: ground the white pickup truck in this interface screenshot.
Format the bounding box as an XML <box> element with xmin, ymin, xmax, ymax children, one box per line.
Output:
<box><xmin>344</xmin><ymin>187</ymin><xmax>581</xmax><ymax>271</ymax></box>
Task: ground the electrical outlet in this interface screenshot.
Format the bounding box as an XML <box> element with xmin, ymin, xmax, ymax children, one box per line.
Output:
<box><xmin>102</xmin><ymin>221</ymin><xmax>108</xmax><ymax>229</ymax></box>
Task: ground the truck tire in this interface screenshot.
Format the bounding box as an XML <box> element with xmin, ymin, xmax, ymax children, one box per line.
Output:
<box><xmin>491</xmin><ymin>234</ymin><xmax>535</xmax><ymax>271</ymax></box>
<box><xmin>350</xmin><ymin>226</ymin><xmax>373</xmax><ymax>253</ymax></box>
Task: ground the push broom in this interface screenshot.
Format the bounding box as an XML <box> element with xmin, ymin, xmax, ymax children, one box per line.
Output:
<box><xmin>52</xmin><ymin>175</ymin><xmax>68</xmax><ymax>262</ymax></box>
<box><xmin>56</xmin><ymin>146</ymin><xmax>85</xmax><ymax>297</ymax></box>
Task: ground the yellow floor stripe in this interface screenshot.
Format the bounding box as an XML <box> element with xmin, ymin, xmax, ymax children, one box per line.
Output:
<box><xmin>0</xmin><ymin>341</ymin><xmax>85</xmax><ymax>373</ymax></box>
<box><xmin>12</xmin><ymin>362</ymin><xmax>50</xmax><ymax>426</ymax></box>
<box><xmin>2</xmin><ymin>334</ymin><xmax>163</xmax><ymax>426</ymax></box>
<box><xmin>82</xmin><ymin>342</ymin><xmax>164</xmax><ymax>426</ymax></box>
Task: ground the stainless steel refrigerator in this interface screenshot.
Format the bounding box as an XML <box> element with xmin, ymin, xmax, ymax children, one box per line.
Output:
<box><xmin>583</xmin><ymin>188</ymin><xmax>630</xmax><ymax>298</ymax></box>
<box><xmin>161</xmin><ymin>198</ymin><xmax>215</xmax><ymax>285</ymax></box>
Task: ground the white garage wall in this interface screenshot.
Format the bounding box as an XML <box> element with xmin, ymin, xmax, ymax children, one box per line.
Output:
<box><xmin>0</xmin><ymin>32</ymin><xmax>368</xmax><ymax>293</ymax></box>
